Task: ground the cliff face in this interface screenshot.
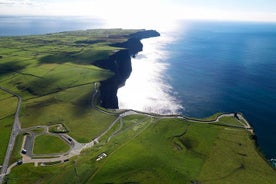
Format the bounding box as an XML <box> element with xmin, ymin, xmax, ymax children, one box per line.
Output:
<box><xmin>95</xmin><ymin>30</ymin><xmax>160</xmax><ymax>109</ymax></box>
<box><xmin>110</xmin><ymin>38</ymin><xmax>143</xmax><ymax>57</ymax></box>
<box><xmin>94</xmin><ymin>50</ymin><xmax>132</xmax><ymax>108</ymax></box>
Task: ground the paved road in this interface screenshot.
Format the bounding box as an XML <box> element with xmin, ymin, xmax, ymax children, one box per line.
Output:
<box><xmin>0</xmin><ymin>87</ymin><xmax>22</xmax><ymax>184</ymax></box>
<box><xmin>23</xmin><ymin>133</ymin><xmax>34</xmax><ymax>157</ymax></box>
<box><xmin>107</xmin><ymin>117</ymin><xmax>124</xmax><ymax>142</ymax></box>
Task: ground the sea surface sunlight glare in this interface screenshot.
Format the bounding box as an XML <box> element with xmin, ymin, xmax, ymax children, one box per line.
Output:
<box><xmin>117</xmin><ymin>31</ymin><xmax>183</xmax><ymax>114</ymax></box>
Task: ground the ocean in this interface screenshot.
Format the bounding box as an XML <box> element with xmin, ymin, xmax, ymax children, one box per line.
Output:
<box><xmin>0</xmin><ymin>16</ymin><xmax>106</xmax><ymax>36</ymax></box>
<box><xmin>118</xmin><ymin>20</ymin><xmax>276</xmax><ymax>159</ymax></box>
<box><xmin>1</xmin><ymin>16</ymin><xmax>275</xmax><ymax>160</ymax></box>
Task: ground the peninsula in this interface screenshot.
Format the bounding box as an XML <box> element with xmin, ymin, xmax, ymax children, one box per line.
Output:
<box><xmin>0</xmin><ymin>29</ymin><xmax>275</xmax><ymax>184</ymax></box>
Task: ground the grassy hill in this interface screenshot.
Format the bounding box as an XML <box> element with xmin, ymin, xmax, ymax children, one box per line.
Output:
<box><xmin>0</xmin><ymin>29</ymin><xmax>138</xmax><ymax>167</ymax></box>
<box><xmin>6</xmin><ymin>116</ymin><xmax>276</xmax><ymax>184</ymax></box>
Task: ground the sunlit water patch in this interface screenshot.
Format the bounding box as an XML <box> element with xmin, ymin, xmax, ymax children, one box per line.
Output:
<box><xmin>117</xmin><ymin>35</ymin><xmax>183</xmax><ymax>114</ymax></box>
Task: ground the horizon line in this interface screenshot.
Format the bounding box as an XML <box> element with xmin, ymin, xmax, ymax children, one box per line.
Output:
<box><xmin>1</xmin><ymin>14</ymin><xmax>276</xmax><ymax>24</ymax></box>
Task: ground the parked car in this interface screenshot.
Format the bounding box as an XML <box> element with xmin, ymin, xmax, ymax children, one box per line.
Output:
<box><xmin>21</xmin><ymin>149</ymin><xmax>27</xmax><ymax>154</ymax></box>
<box><xmin>17</xmin><ymin>159</ymin><xmax>23</xmax><ymax>165</ymax></box>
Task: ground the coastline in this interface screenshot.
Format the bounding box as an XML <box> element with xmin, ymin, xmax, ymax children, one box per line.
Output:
<box><xmin>117</xmin><ymin>23</ymin><xmax>276</xmax><ymax>160</ymax></box>
<box><xmin>1</xmin><ymin>27</ymin><xmax>275</xmax><ymax>183</ymax></box>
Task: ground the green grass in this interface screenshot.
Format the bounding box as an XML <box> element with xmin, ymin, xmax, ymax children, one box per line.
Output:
<box><xmin>9</xmin><ymin>133</ymin><xmax>24</xmax><ymax>165</ymax></box>
<box><xmin>6</xmin><ymin>116</ymin><xmax>276</xmax><ymax>184</ymax></box>
<box><xmin>20</xmin><ymin>84</ymin><xmax>116</xmax><ymax>142</ymax></box>
<box><xmin>200</xmin><ymin>112</ymin><xmax>224</xmax><ymax>121</ymax></box>
<box><xmin>19</xmin><ymin>63</ymin><xmax>112</xmax><ymax>96</ymax></box>
<box><xmin>89</xmin><ymin>118</ymin><xmax>216</xmax><ymax>183</ymax></box>
<box><xmin>199</xmin><ymin>128</ymin><xmax>276</xmax><ymax>183</ymax></box>
<box><xmin>5</xmin><ymin>115</ymin><xmax>153</xmax><ymax>184</ymax></box>
<box><xmin>49</xmin><ymin>124</ymin><xmax>68</xmax><ymax>133</ymax></box>
<box><xmin>216</xmin><ymin>116</ymin><xmax>245</xmax><ymax>127</ymax></box>
<box><xmin>89</xmin><ymin>117</ymin><xmax>276</xmax><ymax>184</ymax></box>
<box><xmin>0</xmin><ymin>29</ymin><xmax>137</xmax><ymax>98</ymax></box>
<box><xmin>31</xmin><ymin>127</ymin><xmax>46</xmax><ymax>135</ymax></box>
<box><xmin>0</xmin><ymin>88</ymin><xmax>21</xmax><ymax>165</ymax></box>
<box><xmin>0</xmin><ymin>116</ymin><xmax>13</xmax><ymax>164</ymax></box>
<box><xmin>0</xmin><ymin>90</ymin><xmax>17</xmax><ymax>119</ymax></box>
<box><xmin>5</xmin><ymin>163</ymin><xmax>63</xmax><ymax>184</ymax></box>
<box><xmin>33</xmin><ymin>135</ymin><xmax>70</xmax><ymax>154</ymax></box>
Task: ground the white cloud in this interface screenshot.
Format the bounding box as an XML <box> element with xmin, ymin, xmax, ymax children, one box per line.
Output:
<box><xmin>0</xmin><ymin>0</ymin><xmax>276</xmax><ymax>22</ymax></box>
<box><xmin>0</xmin><ymin>0</ymin><xmax>33</xmax><ymax>5</ymax></box>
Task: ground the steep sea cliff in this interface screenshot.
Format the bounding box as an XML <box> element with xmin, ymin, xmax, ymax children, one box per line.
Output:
<box><xmin>94</xmin><ymin>30</ymin><xmax>160</xmax><ymax>108</ymax></box>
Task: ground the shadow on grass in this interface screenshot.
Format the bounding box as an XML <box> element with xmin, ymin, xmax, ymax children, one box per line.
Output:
<box><xmin>28</xmin><ymin>97</ymin><xmax>61</xmax><ymax>109</ymax></box>
<box><xmin>39</xmin><ymin>50</ymin><xmax>110</xmax><ymax>65</ymax></box>
<box><xmin>17</xmin><ymin>77</ymin><xmax>58</xmax><ymax>96</ymax></box>
<box><xmin>75</xmin><ymin>40</ymin><xmax>104</xmax><ymax>45</ymax></box>
<box><xmin>0</xmin><ymin>62</ymin><xmax>25</xmax><ymax>77</ymax></box>
<box><xmin>72</xmin><ymin>92</ymin><xmax>92</xmax><ymax>116</ymax></box>
<box><xmin>40</xmin><ymin>51</ymin><xmax>80</xmax><ymax>64</ymax></box>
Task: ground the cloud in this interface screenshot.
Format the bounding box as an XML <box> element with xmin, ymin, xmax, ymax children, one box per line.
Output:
<box><xmin>0</xmin><ymin>0</ymin><xmax>16</xmax><ymax>5</ymax></box>
<box><xmin>0</xmin><ymin>0</ymin><xmax>276</xmax><ymax>22</ymax></box>
<box><xmin>0</xmin><ymin>0</ymin><xmax>33</xmax><ymax>5</ymax></box>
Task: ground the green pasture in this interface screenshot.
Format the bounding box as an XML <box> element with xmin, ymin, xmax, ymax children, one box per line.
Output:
<box><xmin>88</xmin><ymin>117</ymin><xmax>276</xmax><ymax>184</ymax></box>
<box><xmin>199</xmin><ymin>128</ymin><xmax>276</xmax><ymax>183</ymax></box>
<box><xmin>6</xmin><ymin>114</ymin><xmax>153</xmax><ymax>184</ymax></box>
<box><xmin>0</xmin><ymin>117</ymin><xmax>13</xmax><ymax>164</ymax></box>
<box><xmin>6</xmin><ymin>116</ymin><xmax>276</xmax><ymax>184</ymax></box>
<box><xmin>0</xmin><ymin>91</ymin><xmax>17</xmax><ymax>119</ymax></box>
<box><xmin>216</xmin><ymin>116</ymin><xmax>245</xmax><ymax>127</ymax></box>
<box><xmin>33</xmin><ymin>134</ymin><xmax>70</xmax><ymax>154</ymax></box>
<box><xmin>9</xmin><ymin>133</ymin><xmax>24</xmax><ymax>165</ymax></box>
<box><xmin>89</xmin><ymin>118</ymin><xmax>212</xmax><ymax>183</ymax></box>
<box><xmin>0</xmin><ymin>29</ymin><xmax>137</xmax><ymax>98</ymax></box>
<box><xmin>20</xmin><ymin>84</ymin><xmax>116</xmax><ymax>142</ymax></box>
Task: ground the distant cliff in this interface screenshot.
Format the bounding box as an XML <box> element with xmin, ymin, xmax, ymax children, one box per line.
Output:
<box><xmin>110</xmin><ymin>30</ymin><xmax>160</xmax><ymax>57</ymax></box>
<box><xmin>95</xmin><ymin>30</ymin><xmax>160</xmax><ymax>109</ymax></box>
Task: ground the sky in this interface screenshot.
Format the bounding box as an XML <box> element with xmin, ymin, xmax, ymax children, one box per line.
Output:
<box><xmin>0</xmin><ymin>0</ymin><xmax>276</xmax><ymax>22</ymax></box>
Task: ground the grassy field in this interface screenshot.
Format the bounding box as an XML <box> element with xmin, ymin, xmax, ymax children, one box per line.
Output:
<box><xmin>0</xmin><ymin>29</ymin><xmax>138</xmax><ymax>98</ymax></box>
<box><xmin>6</xmin><ymin>116</ymin><xmax>276</xmax><ymax>183</ymax></box>
<box><xmin>9</xmin><ymin>133</ymin><xmax>24</xmax><ymax>165</ymax></box>
<box><xmin>33</xmin><ymin>134</ymin><xmax>70</xmax><ymax>154</ymax></box>
<box><xmin>20</xmin><ymin>84</ymin><xmax>116</xmax><ymax>142</ymax></box>
<box><xmin>216</xmin><ymin>116</ymin><xmax>245</xmax><ymax>127</ymax></box>
<box><xmin>0</xmin><ymin>91</ymin><xmax>18</xmax><ymax>119</ymax></box>
<box><xmin>89</xmin><ymin>118</ymin><xmax>216</xmax><ymax>183</ymax></box>
<box><xmin>0</xmin><ymin>29</ymin><xmax>138</xmax><ymax>177</ymax></box>
<box><xmin>0</xmin><ymin>89</ymin><xmax>19</xmax><ymax>165</ymax></box>
<box><xmin>0</xmin><ymin>117</ymin><xmax>13</xmax><ymax>164</ymax></box>
<box><xmin>199</xmin><ymin>128</ymin><xmax>276</xmax><ymax>184</ymax></box>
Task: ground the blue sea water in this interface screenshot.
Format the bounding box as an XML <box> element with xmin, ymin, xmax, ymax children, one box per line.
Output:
<box><xmin>119</xmin><ymin>20</ymin><xmax>276</xmax><ymax>159</ymax></box>
<box><xmin>0</xmin><ymin>17</ymin><xmax>275</xmax><ymax>159</ymax></box>
<box><xmin>0</xmin><ymin>16</ymin><xmax>105</xmax><ymax>36</ymax></box>
<box><xmin>163</xmin><ymin>21</ymin><xmax>276</xmax><ymax>159</ymax></box>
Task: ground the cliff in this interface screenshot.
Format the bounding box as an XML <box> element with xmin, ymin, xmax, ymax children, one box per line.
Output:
<box><xmin>95</xmin><ymin>30</ymin><xmax>160</xmax><ymax>109</ymax></box>
<box><xmin>110</xmin><ymin>30</ymin><xmax>160</xmax><ymax>57</ymax></box>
